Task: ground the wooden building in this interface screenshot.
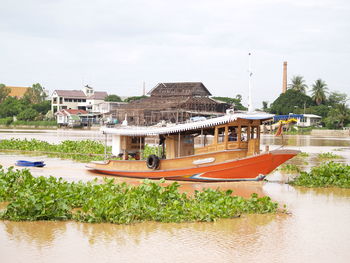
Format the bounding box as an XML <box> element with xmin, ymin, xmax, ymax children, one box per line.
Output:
<box><xmin>113</xmin><ymin>82</ymin><xmax>230</xmax><ymax>125</ymax></box>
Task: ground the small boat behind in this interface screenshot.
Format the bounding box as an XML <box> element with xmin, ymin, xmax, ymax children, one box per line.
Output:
<box><xmin>15</xmin><ymin>160</ymin><xmax>46</xmax><ymax>167</ymax></box>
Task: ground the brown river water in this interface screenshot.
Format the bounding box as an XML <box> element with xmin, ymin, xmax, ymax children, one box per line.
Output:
<box><xmin>1</xmin><ymin>130</ymin><xmax>350</xmax><ymax>263</ymax></box>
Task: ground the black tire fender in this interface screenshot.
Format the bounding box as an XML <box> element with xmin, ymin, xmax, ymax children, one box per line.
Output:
<box><xmin>146</xmin><ymin>154</ymin><xmax>160</xmax><ymax>169</ymax></box>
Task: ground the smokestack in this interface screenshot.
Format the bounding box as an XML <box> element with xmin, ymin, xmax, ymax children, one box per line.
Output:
<box><xmin>282</xmin><ymin>61</ymin><xmax>287</xmax><ymax>93</ymax></box>
<box><xmin>142</xmin><ymin>81</ymin><xmax>146</xmax><ymax>96</ymax></box>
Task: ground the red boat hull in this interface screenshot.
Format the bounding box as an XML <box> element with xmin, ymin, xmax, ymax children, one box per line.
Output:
<box><xmin>87</xmin><ymin>150</ymin><xmax>299</xmax><ymax>182</ymax></box>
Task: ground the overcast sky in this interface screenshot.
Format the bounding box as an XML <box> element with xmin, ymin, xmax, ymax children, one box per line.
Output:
<box><xmin>1</xmin><ymin>0</ymin><xmax>349</xmax><ymax>108</ymax></box>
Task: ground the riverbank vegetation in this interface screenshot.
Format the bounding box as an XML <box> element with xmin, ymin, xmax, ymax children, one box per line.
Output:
<box><xmin>290</xmin><ymin>162</ymin><xmax>350</xmax><ymax>188</ymax></box>
<box><xmin>0</xmin><ymin>167</ymin><xmax>279</xmax><ymax>223</ymax></box>
<box><xmin>0</xmin><ymin>139</ymin><xmax>110</xmax><ymax>162</ymax></box>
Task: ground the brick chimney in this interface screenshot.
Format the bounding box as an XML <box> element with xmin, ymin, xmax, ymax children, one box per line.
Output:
<box><xmin>282</xmin><ymin>61</ymin><xmax>287</xmax><ymax>93</ymax></box>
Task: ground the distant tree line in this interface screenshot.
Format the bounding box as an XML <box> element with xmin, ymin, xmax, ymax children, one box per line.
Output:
<box><xmin>265</xmin><ymin>75</ymin><xmax>349</xmax><ymax>129</ymax></box>
<box><xmin>0</xmin><ymin>83</ymin><xmax>51</xmax><ymax>124</ymax></box>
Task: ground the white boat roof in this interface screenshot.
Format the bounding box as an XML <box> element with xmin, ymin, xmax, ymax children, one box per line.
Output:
<box><xmin>101</xmin><ymin>112</ymin><xmax>274</xmax><ymax>136</ymax></box>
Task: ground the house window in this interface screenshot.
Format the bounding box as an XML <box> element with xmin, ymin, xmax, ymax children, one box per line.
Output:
<box><xmin>82</xmin><ymin>99</ymin><xmax>86</xmax><ymax>102</ymax></box>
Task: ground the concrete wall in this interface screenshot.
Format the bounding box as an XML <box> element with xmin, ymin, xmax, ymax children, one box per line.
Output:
<box><xmin>311</xmin><ymin>129</ymin><xmax>350</xmax><ymax>137</ymax></box>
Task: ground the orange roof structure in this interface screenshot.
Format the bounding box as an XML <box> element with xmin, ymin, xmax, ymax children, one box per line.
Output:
<box><xmin>6</xmin><ymin>86</ymin><xmax>30</xmax><ymax>98</ymax></box>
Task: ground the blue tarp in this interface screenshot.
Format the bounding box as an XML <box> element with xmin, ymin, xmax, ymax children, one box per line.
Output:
<box><xmin>273</xmin><ymin>114</ymin><xmax>303</xmax><ymax>121</ymax></box>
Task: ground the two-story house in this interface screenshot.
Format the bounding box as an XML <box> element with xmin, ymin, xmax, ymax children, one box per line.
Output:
<box><xmin>51</xmin><ymin>85</ymin><xmax>108</xmax><ymax>113</ymax></box>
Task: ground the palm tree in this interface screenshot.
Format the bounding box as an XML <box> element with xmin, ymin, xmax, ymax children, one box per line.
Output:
<box><xmin>311</xmin><ymin>79</ymin><xmax>328</xmax><ymax>105</ymax></box>
<box><xmin>288</xmin><ymin>75</ymin><xmax>308</xmax><ymax>94</ymax></box>
<box><xmin>328</xmin><ymin>103</ymin><xmax>349</xmax><ymax>128</ymax></box>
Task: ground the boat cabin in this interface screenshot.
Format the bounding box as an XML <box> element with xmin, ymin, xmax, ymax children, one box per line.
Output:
<box><xmin>103</xmin><ymin>113</ymin><xmax>270</xmax><ymax>161</ymax></box>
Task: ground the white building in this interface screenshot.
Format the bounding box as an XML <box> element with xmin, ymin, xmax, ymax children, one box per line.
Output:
<box><xmin>51</xmin><ymin>85</ymin><xmax>108</xmax><ymax>113</ymax></box>
<box><xmin>297</xmin><ymin>114</ymin><xmax>322</xmax><ymax>127</ymax></box>
<box><xmin>55</xmin><ymin>109</ymin><xmax>88</xmax><ymax>127</ymax></box>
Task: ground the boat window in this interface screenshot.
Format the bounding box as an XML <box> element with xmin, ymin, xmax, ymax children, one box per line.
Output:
<box><xmin>228</xmin><ymin>127</ymin><xmax>238</xmax><ymax>141</ymax></box>
<box><xmin>251</xmin><ymin>126</ymin><xmax>258</xmax><ymax>139</ymax></box>
<box><xmin>131</xmin><ymin>137</ymin><xmax>144</xmax><ymax>144</ymax></box>
<box><xmin>241</xmin><ymin>126</ymin><xmax>248</xmax><ymax>141</ymax></box>
<box><xmin>217</xmin><ymin>127</ymin><xmax>226</xmax><ymax>143</ymax></box>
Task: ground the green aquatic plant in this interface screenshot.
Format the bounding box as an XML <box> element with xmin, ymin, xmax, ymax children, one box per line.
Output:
<box><xmin>317</xmin><ymin>152</ymin><xmax>342</xmax><ymax>160</ymax></box>
<box><xmin>297</xmin><ymin>152</ymin><xmax>309</xmax><ymax>158</ymax></box>
<box><xmin>279</xmin><ymin>164</ymin><xmax>301</xmax><ymax>173</ymax></box>
<box><xmin>290</xmin><ymin>162</ymin><xmax>350</xmax><ymax>188</ymax></box>
<box><xmin>0</xmin><ymin>167</ymin><xmax>279</xmax><ymax>223</ymax></box>
<box><xmin>0</xmin><ymin>138</ymin><xmax>112</xmax><ymax>162</ymax></box>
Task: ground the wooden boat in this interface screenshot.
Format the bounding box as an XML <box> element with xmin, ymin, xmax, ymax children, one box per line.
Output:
<box><xmin>16</xmin><ymin>160</ymin><xmax>46</xmax><ymax>167</ymax></box>
<box><xmin>86</xmin><ymin>112</ymin><xmax>299</xmax><ymax>182</ymax></box>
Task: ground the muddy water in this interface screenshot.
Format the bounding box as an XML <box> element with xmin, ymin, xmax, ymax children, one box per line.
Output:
<box><xmin>1</xmin><ymin>131</ymin><xmax>350</xmax><ymax>262</ymax></box>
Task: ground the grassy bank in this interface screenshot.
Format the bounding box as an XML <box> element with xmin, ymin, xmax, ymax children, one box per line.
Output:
<box><xmin>0</xmin><ymin>118</ymin><xmax>57</xmax><ymax>127</ymax></box>
<box><xmin>0</xmin><ymin>168</ymin><xmax>279</xmax><ymax>223</ymax></box>
<box><xmin>290</xmin><ymin>162</ymin><xmax>350</xmax><ymax>188</ymax></box>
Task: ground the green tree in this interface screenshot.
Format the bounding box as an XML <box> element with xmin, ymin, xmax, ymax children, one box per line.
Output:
<box><xmin>327</xmin><ymin>91</ymin><xmax>348</xmax><ymax>106</ymax></box>
<box><xmin>16</xmin><ymin>108</ymin><xmax>39</xmax><ymax>121</ymax></box>
<box><xmin>0</xmin><ymin>97</ymin><xmax>25</xmax><ymax>118</ymax></box>
<box><xmin>124</xmin><ymin>95</ymin><xmax>147</xmax><ymax>103</ymax></box>
<box><xmin>269</xmin><ymin>89</ymin><xmax>314</xmax><ymax>115</ymax></box>
<box><xmin>262</xmin><ymin>101</ymin><xmax>268</xmax><ymax>112</ymax></box>
<box><xmin>325</xmin><ymin>103</ymin><xmax>350</xmax><ymax>129</ymax></box>
<box><xmin>311</xmin><ymin>79</ymin><xmax>328</xmax><ymax>105</ymax></box>
<box><xmin>31</xmin><ymin>100</ymin><xmax>51</xmax><ymax>114</ymax></box>
<box><xmin>211</xmin><ymin>95</ymin><xmax>247</xmax><ymax>111</ymax></box>
<box><xmin>23</xmin><ymin>83</ymin><xmax>47</xmax><ymax>104</ymax></box>
<box><xmin>288</xmin><ymin>75</ymin><xmax>308</xmax><ymax>94</ymax></box>
<box><xmin>105</xmin><ymin>94</ymin><xmax>122</xmax><ymax>102</ymax></box>
<box><xmin>0</xmin><ymin>84</ymin><xmax>10</xmax><ymax>103</ymax></box>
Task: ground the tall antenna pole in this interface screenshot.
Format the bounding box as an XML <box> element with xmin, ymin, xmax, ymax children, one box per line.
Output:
<box><xmin>248</xmin><ymin>52</ymin><xmax>253</xmax><ymax>112</ymax></box>
<box><xmin>142</xmin><ymin>81</ymin><xmax>146</xmax><ymax>96</ymax></box>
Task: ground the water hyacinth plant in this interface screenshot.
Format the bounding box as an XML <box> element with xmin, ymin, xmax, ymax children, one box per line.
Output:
<box><xmin>290</xmin><ymin>162</ymin><xmax>350</xmax><ymax>188</ymax></box>
<box><xmin>279</xmin><ymin>164</ymin><xmax>301</xmax><ymax>173</ymax></box>
<box><xmin>0</xmin><ymin>167</ymin><xmax>279</xmax><ymax>223</ymax></box>
<box><xmin>317</xmin><ymin>152</ymin><xmax>342</xmax><ymax>160</ymax></box>
<box><xmin>0</xmin><ymin>138</ymin><xmax>111</xmax><ymax>162</ymax></box>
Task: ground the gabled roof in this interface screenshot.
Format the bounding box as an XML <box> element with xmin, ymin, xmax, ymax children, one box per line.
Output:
<box><xmin>148</xmin><ymin>82</ymin><xmax>212</xmax><ymax>97</ymax></box>
<box><xmin>88</xmin><ymin>91</ymin><xmax>108</xmax><ymax>100</ymax></box>
<box><xmin>54</xmin><ymin>90</ymin><xmax>86</xmax><ymax>98</ymax></box>
<box><xmin>6</xmin><ymin>86</ymin><xmax>30</xmax><ymax>98</ymax></box>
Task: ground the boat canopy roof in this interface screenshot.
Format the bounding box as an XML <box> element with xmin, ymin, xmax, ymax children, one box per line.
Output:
<box><xmin>101</xmin><ymin>112</ymin><xmax>274</xmax><ymax>136</ymax></box>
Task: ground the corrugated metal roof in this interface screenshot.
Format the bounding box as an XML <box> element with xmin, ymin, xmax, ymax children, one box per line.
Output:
<box><xmin>101</xmin><ymin>112</ymin><xmax>274</xmax><ymax>136</ymax></box>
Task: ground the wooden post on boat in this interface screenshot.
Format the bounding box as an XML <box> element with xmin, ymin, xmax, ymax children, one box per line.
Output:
<box><xmin>104</xmin><ymin>132</ymin><xmax>107</xmax><ymax>159</ymax></box>
<box><xmin>178</xmin><ymin>132</ymin><xmax>181</xmax><ymax>157</ymax></box>
<box><xmin>224</xmin><ymin>125</ymin><xmax>229</xmax><ymax>150</ymax></box>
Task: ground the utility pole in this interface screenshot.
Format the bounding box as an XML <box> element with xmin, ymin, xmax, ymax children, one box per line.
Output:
<box><xmin>248</xmin><ymin>52</ymin><xmax>253</xmax><ymax>112</ymax></box>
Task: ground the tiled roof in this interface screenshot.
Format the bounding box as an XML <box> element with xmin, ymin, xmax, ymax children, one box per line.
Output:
<box><xmin>88</xmin><ymin>91</ymin><xmax>108</xmax><ymax>100</ymax></box>
<box><xmin>55</xmin><ymin>109</ymin><xmax>88</xmax><ymax>116</ymax></box>
<box><xmin>7</xmin><ymin>86</ymin><xmax>30</xmax><ymax>98</ymax></box>
<box><xmin>54</xmin><ymin>90</ymin><xmax>87</xmax><ymax>98</ymax></box>
<box><xmin>148</xmin><ymin>82</ymin><xmax>212</xmax><ymax>97</ymax></box>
